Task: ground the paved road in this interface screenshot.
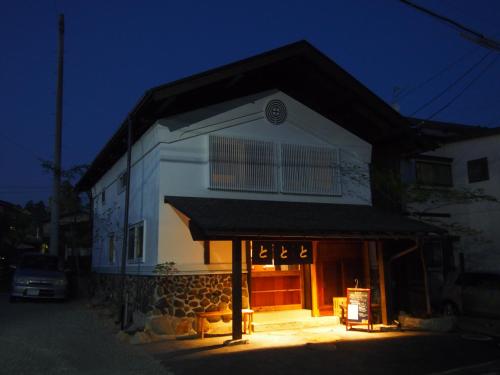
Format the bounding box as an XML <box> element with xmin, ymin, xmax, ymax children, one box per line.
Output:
<box><xmin>0</xmin><ymin>292</ymin><xmax>166</xmax><ymax>375</ymax></box>
<box><xmin>146</xmin><ymin>329</ymin><xmax>500</xmax><ymax>375</ymax></box>
<box><xmin>2</xmin><ymin>289</ymin><xmax>500</xmax><ymax>375</ymax></box>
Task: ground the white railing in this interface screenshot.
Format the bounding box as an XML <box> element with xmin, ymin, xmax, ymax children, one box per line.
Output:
<box><xmin>209</xmin><ymin>135</ymin><xmax>277</xmax><ymax>192</ymax></box>
<box><xmin>281</xmin><ymin>143</ymin><xmax>341</xmax><ymax>196</ymax></box>
<box><xmin>209</xmin><ymin>135</ymin><xmax>341</xmax><ymax>196</ymax></box>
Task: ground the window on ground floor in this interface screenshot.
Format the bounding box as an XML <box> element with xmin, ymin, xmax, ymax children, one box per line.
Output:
<box><xmin>467</xmin><ymin>157</ymin><xmax>489</xmax><ymax>183</ymax></box>
<box><xmin>415</xmin><ymin>160</ymin><xmax>453</xmax><ymax>187</ymax></box>
<box><xmin>108</xmin><ymin>233</ymin><xmax>115</xmax><ymax>264</ymax></box>
<box><xmin>127</xmin><ymin>221</ymin><xmax>144</xmax><ymax>262</ymax></box>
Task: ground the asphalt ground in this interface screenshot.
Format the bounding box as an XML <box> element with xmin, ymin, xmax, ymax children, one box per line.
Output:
<box><xmin>1</xmin><ymin>284</ymin><xmax>500</xmax><ymax>375</ymax></box>
<box><xmin>146</xmin><ymin>331</ymin><xmax>500</xmax><ymax>375</ymax></box>
<box><xmin>0</xmin><ymin>291</ymin><xmax>166</xmax><ymax>375</ymax></box>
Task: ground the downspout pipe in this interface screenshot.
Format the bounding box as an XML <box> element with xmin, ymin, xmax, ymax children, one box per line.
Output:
<box><xmin>119</xmin><ymin>116</ymin><xmax>133</xmax><ymax>330</ymax></box>
<box><xmin>116</xmin><ymin>90</ymin><xmax>155</xmax><ymax>330</ymax></box>
<box><xmin>387</xmin><ymin>238</ymin><xmax>432</xmax><ymax>318</ymax></box>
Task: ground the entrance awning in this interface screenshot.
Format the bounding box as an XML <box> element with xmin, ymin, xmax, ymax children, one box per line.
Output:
<box><xmin>164</xmin><ymin>196</ymin><xmax>445</xmax><ymax>240</ymax></box>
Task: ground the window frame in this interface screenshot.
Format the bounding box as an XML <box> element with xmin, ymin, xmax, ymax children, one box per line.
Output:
<box><xmin>415</xmin><ymin>159</ymin><xmax>453</xmax><ymax>188</ymax></box>
<box><xmin>127</xmin><ymin>221</ymin><xmax>145</xmax><ymax>263</ymax></box>
<box><xmin>208</xmin><ymin>135</ymin><xmax>342</xmax><ymax>196</ymax></box>
<box><xmin>280</xmin><ymin>143</ymin><xmax>341</xmax><ymax>196</ymax></box>
<box><xmin>108</xmin><ymin>233</ymin><xmax>115</xmax><ymax>264</ymax></box>
<box><xmin>209</xmin><ymin>135</ymin><xmax>278</xmax><ymax>193</ymax></box>
<box><xmin>118</xmin><ymin>171</ymin><xmax>128</xmax><ymax>194</ymax></box>
<box><xmin>467</xmin><ymin>157</ymin><xmax>489</xmax><ymax>183</ymax></box>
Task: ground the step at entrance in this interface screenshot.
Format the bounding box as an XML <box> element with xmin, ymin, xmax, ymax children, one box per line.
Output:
<box><xmin>251</xmin><ymin>309</ymin><xmax>340</xmax><ymax>332</ymax></box>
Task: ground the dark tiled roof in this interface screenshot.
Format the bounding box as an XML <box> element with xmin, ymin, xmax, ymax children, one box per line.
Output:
<box><xmin>408</xmin><ymin>118</ymin><xmax>500</xmax><ymax>144</ymax></box>
<box><xmin>164</xmin><ymin>196</ymin><xmax>444</xmax><ymax>240</ymax></box>
<box><xmin>77</xmin><ymin>40</ymin><xmax>423</xmax><ymax>191</ymax></box>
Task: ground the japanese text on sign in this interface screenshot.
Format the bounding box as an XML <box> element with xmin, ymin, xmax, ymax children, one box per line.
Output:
<box><xmin>252</xmin><ymin>241</ymin><xmax>313</xmax><ymax>265</ymax></box>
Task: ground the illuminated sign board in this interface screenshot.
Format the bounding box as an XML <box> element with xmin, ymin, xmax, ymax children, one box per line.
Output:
<box><xmin>252</xmin><ymin>241</ymin><xmax>313</xmax><ymax>265</ymax></box>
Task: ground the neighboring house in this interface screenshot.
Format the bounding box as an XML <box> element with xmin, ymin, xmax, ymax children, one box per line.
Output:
<box><xmin>43</xmin><ymin>210</ymin><xmax>91</xmax><ymax>256</ymax></box>
<box><xmin>0</xmin><ymin>200</ymin><xmax>41</xmax><ymax>257</ymax></box>
<box><xmin>77</xmin><ymin>41</ymin><xmax>443</xmax><ymax>334</ymax></box>
<box><xmin>404</xmin><ymin>119</ymin><xmax>500</xmax><ymax>273</ymax></box>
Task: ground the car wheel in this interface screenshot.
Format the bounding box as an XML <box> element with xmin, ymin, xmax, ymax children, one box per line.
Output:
<box><xmin>442</xmin><ymin>301</ymin><xmax>458</xmax><ymax>316</ymax></box>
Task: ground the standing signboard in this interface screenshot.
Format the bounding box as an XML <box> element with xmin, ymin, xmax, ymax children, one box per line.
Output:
<box><xmin>346</xmin><ymin>288</ymin><xmax>372</xmax><ymax>331</ymax></box>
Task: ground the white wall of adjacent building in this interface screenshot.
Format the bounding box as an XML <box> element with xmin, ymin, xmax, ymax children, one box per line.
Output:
<box><xmin>91</xmin><ymin>90</ymin><xmax>373</xmax><ymax>275</ymax></box>
<box><xmin>413</xmin><ymin>134</ymin><xmax>500</xmax><ymax>272</ymax></box>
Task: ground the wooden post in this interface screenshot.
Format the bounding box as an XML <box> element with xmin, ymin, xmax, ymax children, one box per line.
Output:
<box><xmin>419</xmin><ymin>244</ymin><xmax>432</xmax><ymax>317</ymax></box>
<box><xmin>377</xmin><ymin>241</ymin><xmax>388</xmax><ymax>325</ymax></box>
<box><xmin>203</xmin><ymin>241</ymin><xmax>210</xmax><ymax>264</ymax></box>
<box><xmin>49</xmin><ymin>14</ymin><xmax>64</xmax><ymax>259</ymax></box>
<box><xmin>363</xmin><ymin>241</ymin><xmax>371</xmax><ymax>288</ymax></box>
<box><xmin>245</xmin><ymin>240</ymin><xmax>252</xmax><ymax>308</ymax></box>
<box><xmin>310</xmin><ymin>241</ymin><xmax>319</xmax><ymax>317</ymax></box>
<box><xmin>232</xmin><ymin>239</ymin><xmax>243</xmax><ymax>340</ymax></box>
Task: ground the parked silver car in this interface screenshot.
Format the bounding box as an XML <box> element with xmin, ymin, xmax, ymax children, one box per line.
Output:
<box><xmin>10</xmin><ymin>253</ymin><xmax>68</xmax><ymax>302</ymax></box>
<box><xmin>442</xmin><ymin>271</ymin><xmax>500</xmax><ymax>318</ymax></box>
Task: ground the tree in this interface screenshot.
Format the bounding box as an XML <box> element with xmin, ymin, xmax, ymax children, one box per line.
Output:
<box><xmin>0</xmin><ymin>204</ymin><xmax>31</xmax><ymax>253</ymax></box>
<box><xmin>24</xmin><ymin>200</ymin><xmax>49</xmax><ymax>242</ymax></box>
<box><xmin>41</xmin><ymin>161</ymin><xmax>91</xmax><ymax>273</ymax></box>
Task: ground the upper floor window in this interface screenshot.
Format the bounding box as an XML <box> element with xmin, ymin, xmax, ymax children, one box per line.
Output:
<box><xmin>467</xmin><ymin>157</ymin><xmax>489</xmax><ymax>183</ymax></box>
<box><xmin>281</xmin><ymin>143</ymin><xmax>341</xmax><ymax>195</ymax></box>
<box><xmin>118</xmin><ymin>172</ymin><xmax>128</xmax><ymax>194</ymax></box>
<box><xmin>209</xmin><ymin>135</ymin><xmax>277</xmax><ymax>192</ymax></box>
<box><xmin>415</xmin><ymin>160</ymin><xmax>452</xmax><ymax>187</ymax></box>
<box><xmin>108</xmin><ymin>233</ymin><xmax>115</xmax><ymax>264</ymax></box>
<box><xmin>209</xmin><ymin>135</ymin><xmax>341</xmax><ymax>196</ymax></box>
<box><xmin>128</xmin><ymin>221</ymin><xmax>144</xmax><ymax>262</ymax></box>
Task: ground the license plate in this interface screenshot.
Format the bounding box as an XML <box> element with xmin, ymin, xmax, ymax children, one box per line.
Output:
<box><xmin>27</xmin><ymin>289</ymin><xmax>39</xmax><ymax>296</ymax></box>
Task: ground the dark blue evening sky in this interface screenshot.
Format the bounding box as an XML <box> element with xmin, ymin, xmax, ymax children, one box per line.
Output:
<box><xmin>1</xmin><ymin>0</ymin><xmax>499</xmax><ymax>205</ymax></box>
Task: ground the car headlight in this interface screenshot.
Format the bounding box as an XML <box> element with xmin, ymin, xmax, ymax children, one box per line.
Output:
<box><xmin>14</xmin><ymin>277</ymin><xmax>30</xmax><ymax>285</ymax></box>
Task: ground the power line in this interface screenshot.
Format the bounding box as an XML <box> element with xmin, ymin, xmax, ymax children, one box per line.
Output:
<box><xmin>410</xmin><ymin>51</ymin><xmax>493</xmax><ymax>116</ymax></box>
<box><xmin>400</xmin><ymin>0</ymin><xmax>500</xmax><ymax>51</ymax></box>
<box><xmin>427</xmin><ymin>54</ymin><xmax>500</xmax><ymax>120</ymax></box>
<box><xmin>0</xmin><ymin>129</ymin><xmax>47</xmax><ymax>162</ymax></box>
<box><xmin>396</xmin><ymin>46</ymin><xmax>480</xmax><ymax>101</ymax></box>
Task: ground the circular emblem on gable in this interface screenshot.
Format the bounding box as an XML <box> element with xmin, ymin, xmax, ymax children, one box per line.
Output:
<box><xmin>265</xmin><ymin>99</ymin><xmax>287</xmax><ymax>125</ymax></box>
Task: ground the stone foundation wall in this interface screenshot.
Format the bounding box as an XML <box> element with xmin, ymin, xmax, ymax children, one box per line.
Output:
<box><xmin>91</xmin><ymin>272</ymin><xmax>249</xmax><ymax>319</ymax></box>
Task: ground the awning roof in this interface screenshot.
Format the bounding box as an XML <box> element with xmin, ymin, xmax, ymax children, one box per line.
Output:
<box><xmin>164</xmin><ymin>196</ymin><xmax>445</xmax><ymax>240</ymax></box>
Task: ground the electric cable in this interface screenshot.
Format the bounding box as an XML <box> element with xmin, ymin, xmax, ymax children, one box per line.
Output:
<box><xmin>410</xmin><ymin>50</ymin><xmax>493</xmax><ymax>116</ymax></box>
<box><xmin>427</xmin><ymin>54</ymin><xmax>500</xmax><ymax>120</ymax></box>
<box><xmin>396</xmin><ymin>46</ymin><xmax>479</xmax><ymax>101</ymax></box>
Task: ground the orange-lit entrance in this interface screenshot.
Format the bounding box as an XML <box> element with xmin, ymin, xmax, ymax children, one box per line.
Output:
<box><xmin>248</xmin><ymin>240</ymin><xmax>379</xmax><ymax>319</ymax></box>
<box><xmin>250</xmin><ymin>265</ymin><xmax>303</xmax><ymax>311</ymax></box>
<box><xmin>315</xmin><ymin>241</ymin><xmax>366</xmax><ymax>316</ymax></box>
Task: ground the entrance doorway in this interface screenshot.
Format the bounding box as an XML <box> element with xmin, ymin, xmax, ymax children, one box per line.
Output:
<box><xmin>315</xmin><ymin>241</ymin><xmax>365</xmax><ymax>316</ymax></box>
<box><xmin>250</xmin><ymin>264</ymin><xmax>303</xmax><ymax>311</ymax></box>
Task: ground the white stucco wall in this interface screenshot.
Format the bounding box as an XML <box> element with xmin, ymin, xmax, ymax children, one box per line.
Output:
<box><xmin>156</xmin><ymin>91</ymin><xmax>372</xmax><ymax>274</ymax></box>
<box><xmin>418</xmin><ymin>134</ymin><xmax>500</xmax><ymax>272</ymax></box>
<box><xmin>91</xmin><ymin>126</ymin><xmax>161</xmax><ymax>275</ymax></box>
<box><xmin>157</xmin><ymin>91</ymin><xmax>371</xmax><ymax>204</ymax></box>
<box><xmin>91</xmin><ymin>90</ymin><xmax>373</xmax><ymax>275</ymax></box>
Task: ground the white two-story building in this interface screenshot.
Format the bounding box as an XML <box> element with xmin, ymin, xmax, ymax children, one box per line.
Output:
<box><xmin>406</xmin><ymin>119</ymin><xmax>500</xmax><ymax>273</ymax></box>
<box><xmin>77</xmin><ymin>41</ymin><xmax>442</xmax><ymax>336</ymax></box>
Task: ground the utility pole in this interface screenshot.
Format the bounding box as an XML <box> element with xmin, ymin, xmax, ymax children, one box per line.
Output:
<box><xmin>50</xmin><ymin>14</ymin><xmax>64</xmax><ymax>259</ymax></box>
<box><xmin>119</xmin><ymin>116</ymin><xmax>133</xmax><ymax>329</ymax></box>
<box><xmin>400</xmin><ymin>0</ymin><xmax>500</xmax><ymax>52</ymax></box>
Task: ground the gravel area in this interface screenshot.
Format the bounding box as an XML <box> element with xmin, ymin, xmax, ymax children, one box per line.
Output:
<box><xmin>0</xmin><ymin>293</ymin><xmax>169</xmax><ymax>375</ymax></box>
